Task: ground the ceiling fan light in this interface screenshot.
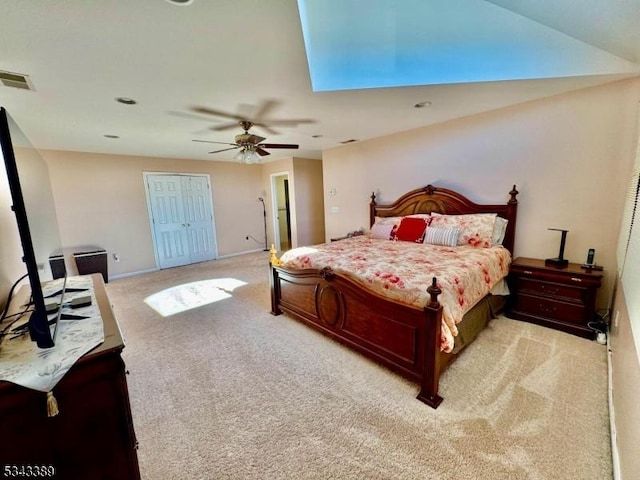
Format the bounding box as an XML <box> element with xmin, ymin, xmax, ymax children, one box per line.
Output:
<box><xmin>235</xmin><ymin>148</ymin><xmax>262</xmax><ymax>164</ymax></box>
<box><xmin>246</xmin><ymin>149</ymin><xmax>262</xmax><ymax>164</ymax></box>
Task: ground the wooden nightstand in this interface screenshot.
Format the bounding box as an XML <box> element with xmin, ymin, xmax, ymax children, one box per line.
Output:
<box><xmin>506</xmin><ymin>257</ymin><xmax>603</xmax><ymax>339</ymax></box>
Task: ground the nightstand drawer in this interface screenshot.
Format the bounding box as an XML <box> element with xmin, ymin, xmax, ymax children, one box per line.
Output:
<box><xmin>515</xmin><ymin>278</ymin><xmax>584</xmax><ymax>303</ymax></box>
<box><xmin>512</xmin><ymin>294</ymin><xmax>586</xmax><ymax>324</ymax></box>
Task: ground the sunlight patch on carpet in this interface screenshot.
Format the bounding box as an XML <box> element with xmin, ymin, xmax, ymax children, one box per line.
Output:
<box><xmin>144</xmin><ymin>278</ymin><xmax>247</xmax><ymax>317</ymax></box>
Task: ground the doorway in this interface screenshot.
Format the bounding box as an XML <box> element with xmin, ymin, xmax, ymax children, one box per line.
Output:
<box><xmin>144</xmin><ymin>173</ymin><xmax>217</xmax><ymax>269</ymax></box>
<box><xmin>271</xmin><ymin>172</ymin><xmax>292</xmax><ymax>251</ymax></box>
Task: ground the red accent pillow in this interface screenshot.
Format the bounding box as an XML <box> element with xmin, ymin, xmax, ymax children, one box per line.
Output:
<box><xmin>394</xmin><ymin>217</ymin><xmax>429</xmax><ymax>243</ymax></box>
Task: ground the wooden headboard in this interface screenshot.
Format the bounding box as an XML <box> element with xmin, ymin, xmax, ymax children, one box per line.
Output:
<box><xmin>369</xmin><ymin>184</ymin><xmax>519</xmax><ymax>255</ymax></box>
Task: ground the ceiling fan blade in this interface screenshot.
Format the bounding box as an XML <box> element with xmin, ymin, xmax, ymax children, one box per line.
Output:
<box><xmin>255</xmin><ymin>147</ymin><xmax>270</xmax><ymax>157</ymax></box>
<box><xmin>192</xmin><ymin>139</ymin><xmax>238</xmax><ymax>146</ymax></box>
<box><xmin>211</xmin><ymin>122</ymin><xmax>245</xmax><ymax>131</ymax></box>
<box><xmin>168</xmin><ymin>111</ymin><xmax>222</xmax><ymax>123</ymax></box>
<box><xmin>190</xmin><ymin>106</ymin><xmax>245</xmax><ymax>121</ymax></box>
<box><xmin>259</xmin><ymin>143</ymin><xmax>299</xmax><ymax>149</ymax></box>
<box><xmin>208</xmin><ymin>147</ymin><xmax>240</xmax><ymax>154</ymax></box>
<box><xmin>258</xmin><ymin>119</ymin><xmax>316</xmax><ymax>126</ymax></box>
<box><xmin>253</xmin><ymin>99</ymin><xmax>280</xmax><ymax>121</ymax></box>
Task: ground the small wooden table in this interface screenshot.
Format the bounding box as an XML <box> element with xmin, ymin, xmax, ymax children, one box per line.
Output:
<box><xmin>506</xmin><ymin>257</ymin><xmax>603</xmax><ymax>339</ymax></box>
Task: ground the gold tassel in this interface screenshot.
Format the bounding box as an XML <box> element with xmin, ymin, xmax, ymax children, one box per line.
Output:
<box><xmin>46</xmin><ymin>391</ymin><xmax>59</xmax><ymax>417</ymax></box>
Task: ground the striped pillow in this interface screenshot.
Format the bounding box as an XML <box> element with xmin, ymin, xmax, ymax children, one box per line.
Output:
<box><xmin>424</xmin><ymin>226</ymin><xmax>460</xmax><ymax>247</ymax></box>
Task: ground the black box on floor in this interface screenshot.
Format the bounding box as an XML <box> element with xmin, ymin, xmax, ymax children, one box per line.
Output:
<box><xmin>49</xmin><ymin>253</ymin><xmax>66</xmax><ymax>279</ymax></box>
<box><xmin>73</xmin><ymin>248</ymin><xmax>108</xmax><ymax>283</ymax></box>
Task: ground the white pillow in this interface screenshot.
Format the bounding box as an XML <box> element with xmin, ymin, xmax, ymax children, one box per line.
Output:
<box><xmin>492</xmin><ymin>217</ymin><xmax>508</xmax><ymax>245</ymax></box>
<box><xmin>370</xmin><ymin>223</ymin><xmax>395</xmax><ymax>240</ymax></box>
<box><xmin>424</xmin><ymin>226</ymin><xmax>460</xmax><ymax>247</ymax></box>
<box><xmin>374</xmin><ymin>216</ymin><xmax>402</xmax><ymax>226</ymax></box>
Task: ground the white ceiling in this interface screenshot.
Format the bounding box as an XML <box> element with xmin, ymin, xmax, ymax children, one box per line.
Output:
<box><xmin>1</xmin><ymin>0</ymin><xmax>639</xmax><ymax>163</ymax></box>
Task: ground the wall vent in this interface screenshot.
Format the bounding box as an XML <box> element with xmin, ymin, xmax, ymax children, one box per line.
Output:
<box><xmin>0</xmin><ymin>70</ymin><xmax>35</xmax><ymax>91</ymax></box>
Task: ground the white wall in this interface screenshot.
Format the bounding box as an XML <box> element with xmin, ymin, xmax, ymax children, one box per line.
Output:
<box><xmin>322</xmin><ymin>78</ymin><xmax>640</xmax><ymax>310</ymax></box>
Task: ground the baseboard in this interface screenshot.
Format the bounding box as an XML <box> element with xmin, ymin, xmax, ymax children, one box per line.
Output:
<box><xmin>108</xmin><ymin>250</ymin><xmax>267</xmax><ymax>280</ymax></box>
<box><xmin>109</xmin><ymin>267</ymin><xmax>159</xmax><ymax>280</ymax></box>
<box><xmin>217</xmin><ymin>248</ymin><xmax>268</xmax><ymax>259</ymax></box>
<box><xmin>607</xmin><ymin>336</ymin><xmax>621</xmax><ymax>480</ymax></box>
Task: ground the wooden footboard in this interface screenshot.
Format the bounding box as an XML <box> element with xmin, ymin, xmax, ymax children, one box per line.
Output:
<box><xmin>270</xmin><ymin>262</ymin><xmax>446</xmax><ymax>408</ymax></box>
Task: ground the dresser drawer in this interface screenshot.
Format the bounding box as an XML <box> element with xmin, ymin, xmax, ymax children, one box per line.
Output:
<box><xmin>512</xmin><ymin>294</ymin><xmax>587</xmax><ymax>325</ymax></box>
<box><xmin>514</xmin><ymin>277</ymin><xmax>585</xmax><ymax>304</ymax></box>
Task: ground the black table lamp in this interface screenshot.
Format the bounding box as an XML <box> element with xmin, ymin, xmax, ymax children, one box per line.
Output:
<box><xmin>545</xmin><ymin>228</ymin><xmax>569</xmax><ymax>267</ymax></box>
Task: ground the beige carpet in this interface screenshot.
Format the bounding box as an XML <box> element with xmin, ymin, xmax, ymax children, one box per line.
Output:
<box><xmin>107</xmin><ymin>252</ymin><xmax>612</xmax><ymax>480</ymax></box>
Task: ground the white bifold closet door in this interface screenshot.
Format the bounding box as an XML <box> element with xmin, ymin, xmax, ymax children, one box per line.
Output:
<box><xmin>145</xmin><ymin>174</ymin><xmax>217</xmax><ymax>269</ymax></box>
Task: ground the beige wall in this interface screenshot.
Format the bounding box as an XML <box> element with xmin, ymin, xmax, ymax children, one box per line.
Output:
<box><xmin>0</xmin><ymin>162</ymin><xmax>29</xmax><ymax>304</ymax></box>
<box><xmin>41</xmin><ymin>150</ymin><xmax>265</xmax><ymax>276</ymax></box>
<box><xmin>610</xmin><ymin>282</ymin><xmax>640</xmax><ymax>480</ymax></box>
<box><xmin>291</xmin><ymin>158</ymin><xmax>325</xmax><ymax>247</ymax></box>
<box><xmin>322</xmin><ymin>78</ymin><xmax>640</xmax><ymax>310</ymax></box>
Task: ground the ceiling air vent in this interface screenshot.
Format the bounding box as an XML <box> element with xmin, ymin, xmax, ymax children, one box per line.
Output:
<box><xmin>0</xmin><ymin>70</ymin><xmax>35</xmax><ymax>91</ymax></box>
<box><xmin>339</xmin><ymin>139</ymin><xmax>359</xmax><ymax>144</ymax></box>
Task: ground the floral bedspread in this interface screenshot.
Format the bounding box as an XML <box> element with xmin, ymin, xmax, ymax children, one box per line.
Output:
<box><xmin>279</xmin><ymin>236</ymin><xmax>511</xmax><ymax>353</ymax></box>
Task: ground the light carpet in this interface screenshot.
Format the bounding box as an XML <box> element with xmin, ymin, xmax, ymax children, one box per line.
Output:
<box><xmin>107</xmin><ymin>252</ymin><xmax>612</xmax><ymax>480</ymax></box>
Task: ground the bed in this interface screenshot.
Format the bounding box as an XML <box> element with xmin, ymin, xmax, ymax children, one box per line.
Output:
<box><xmin>269</xmin><ymin>184</ymin><xmax>519</xmax><ymax>408</ymax></box>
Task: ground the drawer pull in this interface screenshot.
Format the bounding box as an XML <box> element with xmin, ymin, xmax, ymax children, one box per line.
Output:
<box><xmin>539</xmin><ymin>304</ymin><xmax>557</xmax><ymax>315</ymax></box>
<box><xmin>570</xmin><ymin>277</ymin><xmax>582</xmax><ymax>283</ymax></box>
<box><xmin>523</xmin><ymin>270</ymin><xmax>533</xmax><ymax>275</ymax></box>
<box><xmin>540</xmin><ymin>285</ymin><xmax>559</xmax><ymax>295</ymax></box>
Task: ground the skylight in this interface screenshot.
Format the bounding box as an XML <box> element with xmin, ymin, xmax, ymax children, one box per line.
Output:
<box><xmin>297</xmin><ymin>0</ymin><xmax>639</xmax><ymax>92</ymax></box>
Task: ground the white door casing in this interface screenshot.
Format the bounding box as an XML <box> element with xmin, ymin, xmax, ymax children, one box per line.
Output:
<box><xmin>145</xmin><ymin>173</ymin><xmax>217</xmax><ymax>269</ymax></box>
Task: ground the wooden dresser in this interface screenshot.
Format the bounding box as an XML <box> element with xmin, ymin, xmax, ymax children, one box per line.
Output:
<box><xmin>0</xmin><ymin>274</ymin><xmax>140</xmax><ymax>480</ymax></box>
<box><xmin>507</xmin><ymin>257</ymin><xmax>603</xmax><ymax>339</ymax></box>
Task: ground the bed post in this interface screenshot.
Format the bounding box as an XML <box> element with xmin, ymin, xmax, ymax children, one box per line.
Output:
<box><xmin>502</xmin><ymin>185</ymin><xmax>519</xmax><ymax>256</ymax></box>
<box><xmin>269</xmin><ymin>246</ymin><xmax>282</xmax><ymax>316</ymax></box>
<box><xmin>369</xmin><ymin>192</ymin><xmax>377</xmax><ymax>227</ymax></box>
<box><xmin>269</xmin><ymin>263</ymin><xmax>282</xmax><ymax>316</ymax></box>
<box><xmin>416</xmin><ymin>277</ymin><xmax>444</xmax><ymax>409</ymax></box>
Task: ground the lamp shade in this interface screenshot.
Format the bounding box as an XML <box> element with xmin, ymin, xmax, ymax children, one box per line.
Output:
<box><xmin>234</xmin><ymin>147</ymin><xmax>261</xmax><ymax>164</ymax></box>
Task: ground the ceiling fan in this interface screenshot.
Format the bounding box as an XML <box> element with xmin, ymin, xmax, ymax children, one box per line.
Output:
<box><xmin>193</xmin><ymin>120</ymin><xmax>299</xmax><ymax>163</ymax></box>
<box><xmin>189</xmin><ymin>99</ymin><xmax>314</xmax><ymax>135</ymax></box>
